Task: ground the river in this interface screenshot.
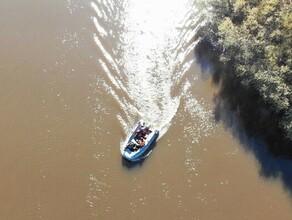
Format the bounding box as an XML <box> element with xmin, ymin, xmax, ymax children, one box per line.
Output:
<box><xmin>0</xmin><ymin>0</ymin><xmax>292</xmax><ymax>219</ymax></box>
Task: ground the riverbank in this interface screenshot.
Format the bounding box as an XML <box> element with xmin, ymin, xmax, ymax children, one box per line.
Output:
<box><xmin>196</xmin><ymin>0</ymin><xmax>292</xmax><ymax>157</ymax></box>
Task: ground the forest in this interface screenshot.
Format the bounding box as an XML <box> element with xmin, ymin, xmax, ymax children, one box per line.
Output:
<box><xmin>200</xmin><ymin>0</ymin><xmax>292</xmax><ymax>156</ymax></box>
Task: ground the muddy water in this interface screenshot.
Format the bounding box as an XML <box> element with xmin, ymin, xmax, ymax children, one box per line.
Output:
<box><xmin>0</xmin><ymin>0</ymin><xmax>292</xmax><ymax>219</ymax></box>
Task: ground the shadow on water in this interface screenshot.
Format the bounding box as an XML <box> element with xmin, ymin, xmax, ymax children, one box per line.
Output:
<box><xmin>122</xmin><ymin>142</ymin><xmax>158</xmax><ymax>169</ymax></box>
<box><xmin>195</xmin><ymin>39</ymin><xmax>292</xmax><ymax>197</ymax></box>
<box><xmin>215</xmin><ymin>97</ymin><xmax>292</xmax><ymax>197</ymax></box>
<box><xmin>122</xmin><ymin>157</ymin><xmax>145</xmax><ymax>169</ymax></box>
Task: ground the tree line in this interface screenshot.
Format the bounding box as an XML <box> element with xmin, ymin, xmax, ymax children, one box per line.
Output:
<box><xmin>200</xmin><ymin>0</ymin><xmax>292</xmax><ymax>154</ymax></box>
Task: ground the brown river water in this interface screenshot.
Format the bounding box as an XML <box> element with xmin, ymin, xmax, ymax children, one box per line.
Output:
<box><xmin>0</xmin><ymin>0</ymin><xmax>292</xmax><ymax>219</ymax></box>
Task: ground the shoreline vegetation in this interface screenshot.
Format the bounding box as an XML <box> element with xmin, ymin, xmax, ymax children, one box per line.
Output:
<box><xmin>197</xmin><ymin>0</ymin><xmax>292</xmax><ymax>157</ymax></box>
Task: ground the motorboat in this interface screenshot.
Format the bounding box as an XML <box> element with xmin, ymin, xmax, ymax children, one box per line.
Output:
<box><xmin>121</xmin><ymin>120</ymin><xmax>159</xmax><ymax>162</ymax></box>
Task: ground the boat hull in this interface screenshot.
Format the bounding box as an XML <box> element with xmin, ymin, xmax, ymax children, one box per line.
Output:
<box><xmin>121</xmin><ymin>120</ymin><xmax>159</xmax><ymax>162</ymax></box>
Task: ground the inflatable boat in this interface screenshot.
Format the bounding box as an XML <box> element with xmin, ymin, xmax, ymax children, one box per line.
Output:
<box><xmin>121</xmin><ymin>120</ymin><xmax>159</xmax><ymax>162</ymax></box>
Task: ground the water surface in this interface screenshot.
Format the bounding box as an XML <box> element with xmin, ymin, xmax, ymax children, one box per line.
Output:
<box><xmin>0</xmin><ymin>0</ymin><xmax>292</xmax><ymax>219</ymax></box>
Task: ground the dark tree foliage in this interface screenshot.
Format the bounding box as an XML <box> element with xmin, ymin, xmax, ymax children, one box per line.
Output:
<box><xmin>202</xmin><ymin>0</ymin><xmax>292</xmax><ymax>149</ymax></box>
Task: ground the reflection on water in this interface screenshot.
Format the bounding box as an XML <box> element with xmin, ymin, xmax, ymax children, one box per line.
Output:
<box><xmin>91</xmin><ymin>0</ymin><xmax>204</xmax><ymax>136</ymax></box>
<box><xmin>214</xmin><ymin>88</ymin><xmax>292</xmax><ymax>197</ymax></box>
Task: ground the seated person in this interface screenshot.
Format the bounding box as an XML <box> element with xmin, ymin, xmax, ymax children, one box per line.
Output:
<box><xmin>132</xmin><ymin>137</ymin><xmax>145</xmax><ymax>148</ymax></box>
<box><xmin>138</xmin><ymin>138</ymin><xmax>146</xmax><ymax>147</ymax></box>
<box><xmin>136</xmin><ymin>126</ymin><xmax>150</xmax><ymax>139</ymax></box>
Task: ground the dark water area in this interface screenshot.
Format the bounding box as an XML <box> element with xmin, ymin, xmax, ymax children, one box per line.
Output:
<box><xmin>195</xmin><ymin>39</ymin><xmax>292</xmax><ymax>156</ymax></box>
<box><xmin>195</xmin><ymin>39</ymin><xmax>292</xmax><ymax>197</ymax></box>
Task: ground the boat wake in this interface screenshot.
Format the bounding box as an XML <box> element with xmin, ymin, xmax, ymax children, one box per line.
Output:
<box><xmin>90</xmin><ymin>0</ymin><xmax>205</xmax><ymax>138</ymax></box>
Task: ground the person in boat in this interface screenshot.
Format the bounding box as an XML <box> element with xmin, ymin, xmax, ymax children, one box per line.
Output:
<box><xmin>131</xmin><ymin>135</ymin><xmax>145</xmax><ymax>148</ymax></box>
<box><xmin>142</xmin><ymin>126</ymin><xmax>151</xmax><ymax>135</ymax></box>
<box><xmin>136</xmin><ymin>125</ymin><xmax>150</xmax><ymax>138</ymax></box>
<box><xmin>138</xmin><ymin>138</ymin><xmax>145</xmax><ymax>147</ymax></box>
<box><xmin>136</xmin><ymin>126</ymin><xmax>145</xmax><ymax>138</ymax></box>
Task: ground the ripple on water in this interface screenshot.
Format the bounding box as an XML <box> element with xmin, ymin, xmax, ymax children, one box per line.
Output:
<box><xmin>90</xmin><ymin>0</ymin><xmax>205</xmax><ymax>138</ymax></box>
<box><xmin>182</xmin><ymin>92</ymin><xmax>218</xmax><ymax>172</ymax></box>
